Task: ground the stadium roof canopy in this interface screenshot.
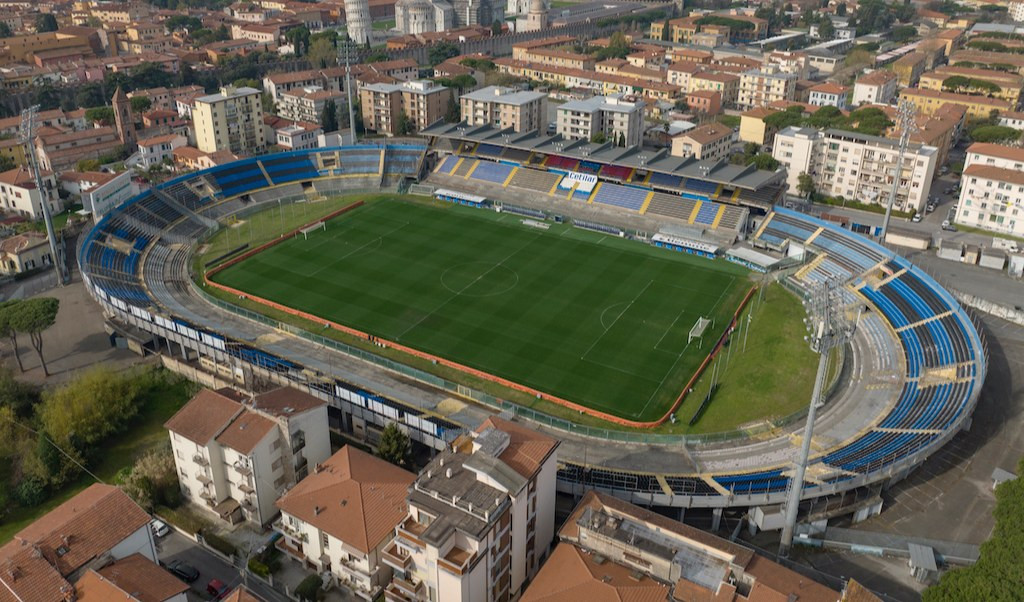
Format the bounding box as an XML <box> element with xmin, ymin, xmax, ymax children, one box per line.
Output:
<box><xmin>422</xmin><ymin>121</ymin><xmax>786</xmax><ymax>192</ymax></box>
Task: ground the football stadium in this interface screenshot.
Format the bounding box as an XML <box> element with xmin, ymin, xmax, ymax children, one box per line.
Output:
<box><xmin>78</xmin><ymin>135</ymin><xmax>986</xmax><ymax>523</ymax></box>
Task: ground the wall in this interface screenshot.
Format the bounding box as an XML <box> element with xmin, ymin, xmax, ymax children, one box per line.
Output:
<box><xmin>950</xmin><ymin>289</ymin><xmax>1024</xmax><ymax>326</ymax></box>
<box><xmin>109</xmin><ymin>525</ymin><xmax>158</xmax><ymax>564</ymax></box>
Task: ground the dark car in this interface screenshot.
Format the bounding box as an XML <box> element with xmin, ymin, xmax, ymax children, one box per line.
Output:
<box><xmin>207</xmin><ymin>578</ymin><xmax>231</xmax><ymax>600</ymax></box>
<box><xmin>166</xmin><ymin>560</ymin><xmax>199</xmax><ymax>583</ymax></box>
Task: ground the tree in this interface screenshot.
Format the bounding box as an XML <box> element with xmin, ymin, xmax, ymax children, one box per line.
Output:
<box><xmin>295</xmin><ymin>575</ymin><xmax>323</xmax><ymax>602</ymax></box>
<box><xmin>835</xmin><ymin>2</ymin><xmax>847</xmax><ymax>16</ymax></box>
<box><xmin>11</xmin><ymin>298</ymin><xmax>59</xmax><ymax>377</ymax></box>
<box><xmin>119</xmin><ymin>444</ymin><xmax>181</xmax><ymax>512</ymax></box>
<box><xmin>596</xmin><ymin>31</ymin><xmax>630</xmax><ymax>60</ymax></box>
<box><xmin>129</xmin><ymin>96</ymin><xmax>151</xmax><ymax>114</ymax></box>
<box><xmin>970</xmin><ymin>125</ymin><xmax>1020</xmax><ymax>143</ymax></box>
<box><xmin>307</xmin><ymin>38</ymin><xmax>337</xmax><ymax>69</ymax></box>
<box><xmin>321</xmin><ymin>99</ymin><xmax>338</xmax><ymax>132</ymax></box>
<box><xmin>428</xmin><ymin>41</ymin><xmax>459</xmax><ymax>66</ymax></box>
<box><xmin>395</xmin><ymin>110</ymin><xmax>413</xmax><ymax>135</ymax></box>
<box><xmin>310</xmin><ymin>30</ymin><xmax>339</xmax><ymax>48</ymax></box>
<box><xmin>75</xmin><ymin>83</ymin><xmax>105</xmax><ymax>109</ymax></box>
<box><xmin>591</xmin><ymin>132</ymin><xmax>608</xmax><ymax>143</ymax></box>
<box><xmin>377</xmin><ymin>422</ymin><xmax>410</xmax><ymax>467</ymax></box>
<box><xmin>0</xmin><ymin>301</ymin><xmax>24</xmax><ymax>372</ymax></box>
<box><xmin>35</xmin><ymin>13</ymin><xmax>58</xmax><ymax>33</ymax></box>
<box><xmin>165</xmin><ymin>15</ymin><xmax>202</xmax><ymax>32</ymax></box>
<box><xmin>0</xmin><ymin>368</ymin><xmax>40</xmax><ymax>418</ymax></box>
<box><xmin>749</xmin><ymin>153</ymin><xmax>780</xmax><ymax>170</ymax></box>
<box><xmin>285</xmin><ymin>26</ymin><xmax>311</xmax><ymax>56</ymax></box>
<box><xmin>817</xmin><ymin>16</ymin><xmax>835</xmax><ymax>40</ymax></box>
<box><xmin>797</xmin><ymin>172</ymin><xmax>815</xmax><ymax>198</ymax></box>
<box><xmin>365</xmin><ymin>50</ymin><xmax>389</xmax><ymax>63</ymax></box>
<box><xmin>0</xmin><ymin>155</ymin><xmax>15</xmax><ymax>172</ymax></box>
<box><xmin>444</xmin><ymin>93</ymin><xmax>460</xmax><ymax>123</ymax></box>
<box><xmin>491</xmin><ymin>19</ymin><xmax>502</xmax><ymax>35</ymax></box>
<box><xmin>660</xmin><ymin>17</ymin><xmax>672</xmax><ymax>41</ymax></box>
<box><xmin>0</xmin><ymin>22</ymin><xmax>12</xmax><ymax>38</ymax></box>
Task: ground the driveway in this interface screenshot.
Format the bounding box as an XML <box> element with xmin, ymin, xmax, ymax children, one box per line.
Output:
<box><xmin>156</xmin><ymin>531</ymin><xmax>287</xmax><ymax>602</ymax></box>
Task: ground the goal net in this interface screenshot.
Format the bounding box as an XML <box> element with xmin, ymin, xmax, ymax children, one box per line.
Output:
<box><xmin>688</xmin><ymin>317</ymin><xmax>711</xmax><ymax>345</ymax></box>
<box><xmin>300</xmin><ymin>221</ymin><xmax>326</xmax><ymax>240</ymax></box>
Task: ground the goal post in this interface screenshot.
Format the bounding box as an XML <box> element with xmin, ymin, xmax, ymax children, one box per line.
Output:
<box><xmin>689</xmin><ymin>317</ymin><xmax>711</xmax><ymax>347</ymax></box>
<box><xmin>299</xmin><ymin>221</ymin><xmax>323</xmax><ymax>239</ymax></box>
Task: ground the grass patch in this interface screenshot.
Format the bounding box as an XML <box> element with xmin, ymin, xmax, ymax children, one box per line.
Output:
<box><xmin>550</xmin><ymin>0</ymin><xmax>574</xmax><ymax>6</ymax></box>
<box><xmin>210</xmin><ymin>197</ymin><xmax>748</xmax><ymax>422</ymax></box>
<box><xmin>0</xmin><ymin>372</ymin><xmax>195</xmax><ymax>544</ymax></box>
<box><xmin>373</xmin><ymin>19</ymin><xmax>395</xmax><ymax>30</ymax></box>
<box><xmin>952</xmin><ymin>223</ymin><xmax>1024</xmax><ymax>243</ymax></box>
<box><xmin>815</xmin><ymin>196</ymin><xmax>914</xmax><ymax>219</ymax></box>
<box><xmin>718</xmin><ymin>115</ymin><xmax>741</xmax><ymax>128</ymax></box>
<box><xmin>155</xmin><ymin>503</ymin><xmax>214</xmax><ymax>536</ymax></box>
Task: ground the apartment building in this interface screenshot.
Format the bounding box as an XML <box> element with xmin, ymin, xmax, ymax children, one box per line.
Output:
<box><xmin>666</xmin><ymin>61</ymin><xmax>702</xmax><ymax>91</ymax></box>
<box><xmin>34</xmin><ymin>126</ymin><xmax>123</xmax><ymax>172</ymax></box>
<box><xmin>0</xmin><ymin>165</ymin><xmax>62</xmax><ymax>219</ymax></box>
<box><xmin>852</xmin><ymin>69</ymin><xmax>898</xmax><ymax>106</ymax></box>
<box><xmin>0</xmin><ymin>231</ymin><xmax>58</xmax><ymax>276</ymax></box>
<box><xmin>521</xmin><ymin>491</ymin><xmax>842</xmax><ymax>602</ymax></box>
<box><xmin>687</xmin><ymin>89</ymin><xmax>722</xmax><ymax>115</ymax></box>
<box><xmin>808</xmin><ymin>82</ymin><xmax>849</xmax><ymax>110</ymax></box>
<box><xmin>164</xmin><ymin>386</ymin><xmax>330</xmax><ymax>526</ymax></box>
<box><xmin>893</xmin><ymin>52</ymin><xmax>927</xmax><ymax>87</ymax></box>
<box><xmin>193</xmin><ymin>85</ymin><xmax>266</xmax><ymax>155</ymax></box>
<box><xmin>900</xmin><ymin>87</ymin><xmax>1012</xmax><ymax>120</ymax></box>
<box><xmin>279</xmin><ymin>85</ymin><xmax>345</xmax><ymax>125</ymax></box>
<box><xmin>359</xmin><ymin>80</ymin><xmax>451</xmax><ymax>136</ymax></box>
<box><xmin>137</xmin><ymin>133</ymin><xmax>186</xmax><ymax>168</ymax></box>
<box><xmin>382</xmin><ymin>417</ymin><xmax>559</xmax><ymax>602</ymax></box>
<box><xmin>671</xmin><ymin>122</ymin><xmax>734</xmax><ymax>162</ymax></box>
<box><xmin>773</xmin><ymin>126</ymin><xmax>938</xmax><ymax>212</ymax></box>
<box><xmin>764</xmin><ymin>50</ymin><xmax>811</xmax><ymax>79</ymax></box>
<box><xmin>459</xmin><ymin>85</ymin><xmax>546</xmax><ymax>132</ymax></box>
<box><xmin>556</xmin><ymin>94</ymin><xmax>644</xmax><ymax>146</ymax></box>
<box><xmin>954</xmin><ymin>142</ymin><xmax>1024</xmax><ymax>237</ymax></box>
<box><xmin>919</xmin><ymin>65</ymin><xmax>1024</xmax><ymax>106</ymax></box>
<box><xmin>0</xmin><ymin>484</ymin><xmax>158</xmax><ymax>601</ymax></box>
<box><xmin>264</xmin><ymin>116</ymin><xmax>323</xmax><ymax>150</ymax></box>
<box><xmin>739</xmin><ymin>106</ymin><xmax>779</xmax><ymax>146</ymax></box>
<box><xmin>738</xmin><ymin>66</ymin><xmax>797</xmax><ymax>109</ymax></box>
<box><xmin>276</xmin><ymin>446</ymin><xmax>416</xmax><ymax>600</ymax></box>
<box><xmin>691</xmin><ymin>71</ymin><xmax>740</xmax><ymax>106</ymax></box>
<box><xmin>58</xmin><ymin>169</ymin><xmax>134</xmax><ymax>218</ymax></box>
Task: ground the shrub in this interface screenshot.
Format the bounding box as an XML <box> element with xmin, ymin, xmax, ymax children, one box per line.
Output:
<box><xmin>295</xmin><ymin>575</ymin><xmax>323</xmax><ymax>601</ymax></box>
<box><xmin>14</xmin><ymin>476</ymin><xmax>48</xmax><ymax>506</ymax></box>
<box><xmin>248</xmin><ymin>557</ymin><xmax>271</xmax><ymax>577</ymax></box>
<box><xmin>202</xmin><ymin>530</ymin><xmax>237</xmax><ymax>558</ymax></box>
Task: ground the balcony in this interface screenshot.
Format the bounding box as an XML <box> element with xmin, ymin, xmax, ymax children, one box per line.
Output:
<box><xmin>389</xmin><ymin>575</ymin><xmax>423</xmax><ymax>599</ymax></box>
<box><xmin>294</xmin><ymin>456</ymin><xmax>308</xmax><ymax>472</ymax></box>
<box><xmin>233</xmin><ymin>462</ymin><xmax>252</xmax><ymax>477</ymax></box>
<box><xmin>291</xmin><ymin>431</ymin><xmax>306</xmax><ymax>453</ymax></box>
<box><xmin>381</xmin><ymin>541</ymin><xmax>412</xmax><ymax>571</ymax></box>
<box><xmin>439</xmin><ymin>545</ymin><xmax>475</xmax><ymax>576</ymax></box>
<box><xmin>384</xmin><ymin>584</ymin><xmax>413</xmax><ymax>602</ymax></box>
<box><xmin>196</xmin><ymin>473</ymin><xmax>213</xmax><ymax>485</ymax></box>
<box><xmin>238</xmin><ymin>481</ymin><xmax>255</xmax><ymax>494</ymax></box>
<box><xmin>395</xmin><ymin>516</ymin><xmax>426</xmax><ymax>546</ymax></box>
<box><xmin>274</xmin><ymin>519</ymin><xmax>309</xmax><ymax>543</ymax></box>
<box><xmin>192</xmin><ymin>454</ymin><xmax>209</xmax><ymax>466</ymax></box>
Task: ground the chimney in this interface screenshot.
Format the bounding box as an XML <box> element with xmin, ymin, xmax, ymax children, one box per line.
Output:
<box><xmin>445</xmin><ymin>468</ymin><xmax>452</xmax><ymax>479</ymax></box>
<box><xmin>314</xmin><ymin>505</ymin><xmax>322</xmax><ymax>515</ymax></box>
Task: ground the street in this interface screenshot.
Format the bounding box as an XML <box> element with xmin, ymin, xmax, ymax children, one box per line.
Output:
<box><xmin>156</xmin><ymin>531</ymin><xmax>287</xmax><ymax>602</ymax></box>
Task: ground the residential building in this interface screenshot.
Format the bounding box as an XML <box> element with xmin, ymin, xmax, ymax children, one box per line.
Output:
<box><xmin>919</xmin><ymin>65</ymin><xmax>1024</xmax><ymax>106</ymax></box>
<box><xmin>951</xmin><ymin>50</ymin><xmax>1024</xmax><ymax>76</ymax></box>
<box><xmin>671</xmin><ymin>122</ymin><xmax>734</xmax><ymax>162</ymax></box>
<box><xmin>459</xmin><ymin>85</ymin><xmax>546</xmax><ymax>132</ymax></box>
<box><xmin>382</xmin><ymin>417</ymin><xmax>559</xmax><ymax>602</ymax></box>
<box><xmin>34</xmin><ymin>126</ymin><xmax>123</xmax><ymax>172</ymax></box>
<box><xmin>164</xmin><ymin>386</ymin><xmax>331</xmax><ymax>526</ymax></box>
<box><xmin>0</xmin><ymin>231</ymin><xmax>58</xmax><ymax>275</ymax></box>
<box><xmin>173</xmin><ymin>147</ymin><xmax>239</xmax><ymax>171</ymax></box>
<box><xmin>58</xmin><ymin>169</ymin><xmax>134</xmax><ymax>218</ymax></box>
<box><xmin>998</xmin><ymin>110</ymin><xmax>1024</xmax><ymax>130</ymax></box>
<box><xmin>808</xmin><ymin>82</ymin><xmax>849</xmax><ymax>110</ymax></box>
<box><xmin>1011</xmin><ymin>1</ymin><xmax>1024</xmax><ymax>22</ymax></box>
<box><xmin>765</xmin><ymin>50</ymin><xmax>811</xmax><ymax>79</ymax></box>
<box><xmin>279</xmin><ymin>85</ymin><xmax>346</xmax><ymax>125</ymax></box>
<box><xmin>137</xmin><ymin>133</ymin><xmax>187</xmax><ymax>168</ymax></box>
<box><xmin>852</xmin><ymin>70</ymin><xmax>898</xmax><ymax>106</ymax></box>
<box><xmin>359</xmin><ymin>80</ymin><xmax>451</xmax><ymax>135</ymax></box>
<box><xmin>0</xmin><ymin>165</ymin><xmax>61</xmax><ymax>219</ymax></box>
<box><xmin>738</xmin><ymin>66</ymin><xmax>797</xmax><ymax>109</ymax></box>
<box><xmin>773</xmin><ymin>126</ymin><xmax>938</xmax><ymax>212</ymax></box>
<box><xmin>556</xmin><ymin>94</ymin><xmax>644</xmax><ymax>146</ymax></box>
<box><xmin>893</xmin><ymin>52</ymin><xmax>926</xmax><ymax>87</ymax></box>
<box><xmin>954</xmin><ymin>142</ymin><xmax>1024</xmax><ymax>237</ymax></box>
<box><xmin>690</xmin><ymin>71</ymin><xmax>740</xmax><ymax>106</ymax></box>
<box><xmin>900</xmin><ymin>87</ymin><xmax>1012</xmax><ymax>120</ymax></box>
<box><xmin>0</xmin><ymin>484</ymin><xmax>156</xmax><ymax>602</ymax></box>
<box><xmin>652</xmin><ymin>12</ymin><xmax>768</xmax><ymax>44</ymax></box>
<box><xmin>0</xmin><ymin>137</ymin><xmax>29</xmax><ymax>168</ymax></box>
<box><xmin>666</xmin><ymin>61</ymin><xmax>702</xmax><ymax>90</ymax></box>
<box><xmin>264</xmin><ymin>116</ymin><xmax>323</xmax><ymax>150</ymax></box>
<box><xmin>276</xmin><ymin>446</ymin><xmax>416</xmax><ymax>600</ymax></box>
<box><xmin>905</xmin><ymin>102</ymin><xmax>965</xmax><ymax>168</ymax></box>
<box><xmin>521</xmin><ymin>491</ymin><xmax>842</xmax><ymax>602</ymax></box>
<box><xmin>686</xmin><ymin>89</ymin><xmax>722</xmax><ymax>116</ymax></box>
<box><xmin>739</xmin><ymin>106</ymin><xmax>779</xmax><ymax>146</ymax></box>
<box><xmin>76</xmin><ymin>553</ymin><xmax>189</xmax><ymax>602</ymax></box>
<box><xmin>193</xmin><ymin>85</ymin><xmax>266</xmax><ymax>155</ymax></box>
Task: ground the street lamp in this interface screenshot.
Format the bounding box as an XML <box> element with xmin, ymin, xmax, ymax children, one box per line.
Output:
<box><xmin>778</xmin><ymin>277</ymin><xmax>856</xmax><ymax>557</ymax></box>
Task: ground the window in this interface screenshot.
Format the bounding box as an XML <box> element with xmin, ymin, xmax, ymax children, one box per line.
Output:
<box><xmin>321</xmin><ymin>532</ymin><xmax>329</xmax><ymax>549</ymax></box>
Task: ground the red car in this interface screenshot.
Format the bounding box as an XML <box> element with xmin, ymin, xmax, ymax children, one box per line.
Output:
<box><xmin>206</xmin><ymin>579</ymin><xmax>231</xmax><ymax>600</ymax></box>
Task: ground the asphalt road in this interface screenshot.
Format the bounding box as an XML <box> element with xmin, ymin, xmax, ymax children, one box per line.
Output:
<box><xmin>156</xmin><ymin>531</ymin><xmax>286</xmax><ymax>602</ymax></box>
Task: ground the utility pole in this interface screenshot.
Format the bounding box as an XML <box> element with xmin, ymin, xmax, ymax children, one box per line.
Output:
<box><xmin>778</xmin><ymin>278</ymin><xmax>855</xmax><ymax>557</ymax></box>
<box><xmin>879</xmin><ymin>99</ymin><xmax>918</xmax><ymax>243</ymax></box>
<box><xmin>20</xmin><ymin>105</ymin><xmax>68</xmax><ymax>286</ymax></box>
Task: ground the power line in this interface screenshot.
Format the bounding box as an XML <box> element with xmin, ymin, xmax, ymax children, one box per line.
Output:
<box><xmin>1</xmin><ymin>413</ymin><xmax>106</xmax><ymax>486</ymax></box>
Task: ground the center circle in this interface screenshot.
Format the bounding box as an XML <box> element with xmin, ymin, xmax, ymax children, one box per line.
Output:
<box><xmin>441</xmin><ymin>262</ymin><xmax>519</xmax><ymax>297</ymax></box>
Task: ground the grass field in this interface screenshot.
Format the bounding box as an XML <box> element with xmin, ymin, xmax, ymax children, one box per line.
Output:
<box><xmin>211</xmin><ymin>199</ymin><xmax>749</xmax><ymax>422</ymax></box>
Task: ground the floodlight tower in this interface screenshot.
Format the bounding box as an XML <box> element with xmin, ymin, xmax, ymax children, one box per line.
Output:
<box><xmin>879</xmin><ymin>99</ymin><xmax>918</xmax><ymax>243</ymax></box>
<box><xmin>340</xmin><ymin>40</ymin><xmax>358</xmax><ymax>146</ymax></box>
<box><xmin>778</xmin><ymin>278</ymin><xmax>855</xmax><ymax>557</ymax></box>
<box><xmin>20</xmin><ymin>105</ymin><xmax>68</xmax><ymax>286</ymax></box>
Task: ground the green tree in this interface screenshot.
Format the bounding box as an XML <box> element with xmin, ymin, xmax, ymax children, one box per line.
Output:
<box><xmin>891</xmin><ymin>25</ymin><xmax>917</xmax><ymax>43</ymax></box>
<box><xmin>377</xmin><ymin>423</ymin><xmax>410</xmax><ymax>467</ymax></box>
<box><xmin>660</xmin><ymin>17</ymin><xmax>671</xmax><ymax>41</ymax></box>
<box><xmin>366</xmin><ymin>50</ymin><xmax>389</xmax><ymax>63</ymax></box>
<box><xmin>797</xmin><ymin>172</ymin><xmax>815</xmax><ymax>198</ymax></box>
<box><xmin>749</xmin><ymin>153</ymin><xmax>780</xmax><ymax>170</ymax></box>
<box><xmin>428</xmin><ymin>41</ymin><xmax>459</xmax><ymax>66</ymax></box>
<box><xmin>835</xmin><ymin>2</ymin><xmax>847</xmax><ymax>16</ymax></box>
<box><xmin>0</xmin><ymin>155</ymin><xmax>14</xmax><ymax>172</ymax></box>
<box><xmin>295</xmin><ymin>575</ymin><xmax>323</xmax><ymax>602</ymax></box>
<box><xmin>0</xmin><ymin>22</ymin><xmax>12</xmax><ymax>38</ymax></box>
<box><xmin>321</xmin><ymin>99</ymin><xmax>338</xmax><ymax>132</ymax></box>
<box><xmin>118</xmin><ymin>444</ymin><xmax>181</xmax><ymax>512</ymax></box>
<box><xmin>307</xmin><ymin>37</ymin><xmax>337</xmax><ymax>68</ymax></box>
<box><xmin>11</xmin><ymin>298</ymin><xmax>59</xmax><ymax>377</ymax></box>
<box><xmin>0</xmin><ymin>368</ymin><xmax>40</xmax><ymax>418</ymax></box>
<box><xmin>129</xmin><ymin>96</ymin><xmax>151</xmax><ymax>114</ymax></box>
<box><xmin>970</xmin><ymin>125</ymin><xmax>1020</xmax><ymax>143</ymax></box>
<box><xmin>310</xmin><ymin>30</ymin><xmax>339</xmax><ymax>48</ymax></box>
<box><xmin>74</xmin><ymin>84</ymin><xmax>105</xmax><ymax>109</ymax></box>
<box><xmin>285</xmin><ymin>26</ymin><xmax>311</xmax><ymax>56</ymax></box>
<box><xmin>35</xmin><ymin>13</ymin><xmax>58</xmax><ymax>33</ymax></box>
<box><xmin>817</xmin><ymin>16</ymin><xmax>835</xmax><ymax>40</ymax></box>
<box><xmin>395</xmin><ymin>110</ymin><xmax>413</xmax><ymax>135</ymax></box>
<box><xmin>165</xmin><ymin>15</ymin><xmax>202</xmax><ymax>31</ymax></box>
<box><xmin>444</xmin><ymin>93</ymin><xmax>460</xmax><ymax>123</ymax></box>
<box><xmin>591</xmin><ymin>132</ymin><xmax>608</xmax><ymax>143</ymax></box>
<box><xmin>0</xmin><ymin>301</ymin><xmax>24</xmax><ymax>372</ymax></box>
<box><xmin>596</xmin><ymin>31</ymin><xmax>631</xmax><ymax>60</ymax></box>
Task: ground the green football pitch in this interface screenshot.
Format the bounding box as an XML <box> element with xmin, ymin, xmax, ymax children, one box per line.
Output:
<box><xmin>211</xmin><ymin>199</ymin><xmax>750</xmax><ymax>422</ymax></box>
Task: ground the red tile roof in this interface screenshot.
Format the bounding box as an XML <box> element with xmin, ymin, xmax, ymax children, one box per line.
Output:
<box><xmin>215</xmin><ymin>410</ymin><xmax>277</xmax><ymax>455</ymax></box>
<box><xmin>476</xmin><ymin>417</ymin><xmax>558</xmax><ymax>480</ymax></box>
<box><xmin>164</xmin><ymin>388</ymin><xmax>243</xmax><ymax>445</ymax></box>
<box><xmin>94</xmin><ymin>553</ymin><xmax>189</xmax><ymax>602</ymax></box>
<box><xmin>521</xmin><ymin>543</ymin><xmax>669</xmax><ymax>602</ymax></box>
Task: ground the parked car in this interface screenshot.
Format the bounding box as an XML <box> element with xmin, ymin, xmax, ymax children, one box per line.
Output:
<box><xmin>151</xmin><ymin>519</ymin><xmax>169</xmax><ymax>538</ymax></box>
<box><xmin>941</xmin><ymin>220</ymin><xmax>957</xmax><ymax>231</ymax></box>
<box><xmin>912</xmin><ymin>213</ymin><xmax>923</xmax><ymax>222</ymax></box>
<box><xmin>926</xmin><ymin>203</ymin><xmax>936</xmax><ymax>213</ymax></box>
<box><xmin>207</xmin><ymin>578</ymin><xmax>231</xmax><ymax>600</ymax></box>
<box><xmin>166</xmin><ymin>560</ymin><xmax>199</xmax><ymax>583</ymax></box>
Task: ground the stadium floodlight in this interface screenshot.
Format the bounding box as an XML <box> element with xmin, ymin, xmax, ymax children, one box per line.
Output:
<box><xmin>20</xmin><ymin>105</ymin><xmax>68</xmax><ymax>286</ymax></box>
<box><xmin>879</xmin><ymin>99</ymin><xmax>918</xmax><ymax>243</ymax></box>
<box><xmin>779</xmin><ymin>278</ymin><xmax>855</xmax><ymax>558</ymax></box>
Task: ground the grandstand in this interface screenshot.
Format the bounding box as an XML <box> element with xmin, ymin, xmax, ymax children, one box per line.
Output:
<box><xmin>79</xmin><ymin>145</ymin><xmax>985</xmax><ymax>517</ymax></box>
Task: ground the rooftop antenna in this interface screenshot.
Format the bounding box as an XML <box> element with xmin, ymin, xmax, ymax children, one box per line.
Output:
<box><xmin>879</xmin><ymin>99</ymin><xmax>918</xmax><ymax>243</ymax></box>
<box><xmin>20</xmin><ymin>105</ymin><xmax>67</xmax><ymax>286</ymax></box>
<box><xmin>778</xmin><ymin>278</ymin><xmax>854</xmax><ymax>557</ymax></box>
